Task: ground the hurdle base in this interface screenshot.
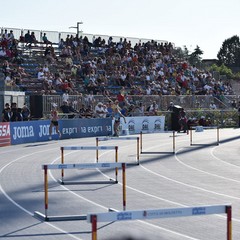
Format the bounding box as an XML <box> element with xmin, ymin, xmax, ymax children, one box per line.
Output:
<box><xmin>34</xmin><ymin>211</ymin><xmax>87</xmax><ymax>221</ymax></box>
<box><xmin>127</xmin><ymin>162</ymin><xmax>139</xmax><ymax>166</ymax></box>
<box><xmin>141</xmin><ymin>151</ymin><xmax>175</xmax><ymax>155</ymax></box>
<box><xmin>190</xmin><ymin>143</ymin><xmax>219</xmax><ymax>146</ymax></box>
<box><xmin>58</xmin><ymin>178</ymin><xmax>117</xmax><ymax>185</ymax></box>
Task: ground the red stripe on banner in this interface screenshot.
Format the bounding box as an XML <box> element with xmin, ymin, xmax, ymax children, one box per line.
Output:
<box><xmin>0</xmin><ymin>122</ymin><xmax>11</xmax><ymax>147</ymax></box>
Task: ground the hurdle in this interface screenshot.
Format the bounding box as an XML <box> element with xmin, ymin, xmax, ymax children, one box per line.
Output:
<box><xmin>60</xmin><ymin>146</ymin><xmax>119</xmax><ymax>184</ymax></box>
<box><xmin>87</xmin><ymin>204</ymin><xmax>232</xmax><ymax>240</ymax></box>
<box><xmin>96</xmin><ymin>136</ymin><xmax>140</xmax><ymax>165</ymax></box>
<box><xmin>190</xmin><ymin>126</ymin><xmax>220</xmax><ymax>146</ymax></box>
<box><xmin>34</xmin><ymin>162</ymin><xmax>127</xmax><ymax>222</ymax></box>
<box><xmin>140</xmin><ymin>131</ymin><xmax>176</xmax><ymax>154</ymax></box>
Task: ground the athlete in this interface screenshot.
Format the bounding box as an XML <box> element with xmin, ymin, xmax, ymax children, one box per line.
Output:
<box><xmin>112</xmin><ymin>106</ymin><xmax>126</xmax><ymax>137</ymax></box>
<box><xmin>49</xmin><ymin>105</ymin><xmax>61</xmax><ymax>140</ymax></box>
<box><xmin>104</xmin><ymin>94</ymin><xmax>127</xmax><ymax>136</ymax></box>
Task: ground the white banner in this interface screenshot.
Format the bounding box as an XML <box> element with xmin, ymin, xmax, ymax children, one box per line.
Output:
<box><xmin>117</xmin><ymin>116</ymin><xmax>165</xmax><ymax>135</ymax></box>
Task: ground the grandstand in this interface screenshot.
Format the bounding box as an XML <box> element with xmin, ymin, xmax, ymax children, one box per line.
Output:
<box><xmin>0</xmin><ymin>27</ymin><xmax>239</xmax><ymax>126</ymax></box>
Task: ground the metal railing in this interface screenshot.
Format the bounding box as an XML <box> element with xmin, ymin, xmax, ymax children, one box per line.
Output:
<box><xmin>40</xmin><ymin>94</ymin><xmax>239</xmax><ymax>127</ymax></box>
<box><xmin>1</xmin><ymin>27</ymin><xmax>169</xmax><ymax>46</ymax></box>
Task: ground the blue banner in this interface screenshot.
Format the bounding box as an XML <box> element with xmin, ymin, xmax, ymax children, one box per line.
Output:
<box><xmin>10</xmin><ymin>118</ymin><xmax>112</xmax><ymax>145</ymax></box>
<box><xmin>60</xmin><ymin>118</ymin><xmax>112</xmax><ymax>139</ymax></box>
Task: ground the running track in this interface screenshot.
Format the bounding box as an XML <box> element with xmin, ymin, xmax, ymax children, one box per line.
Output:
<box><xmin>1</xmin><ymin>128</ymin><xmax>240</xmax><ymax>240</ymax></box>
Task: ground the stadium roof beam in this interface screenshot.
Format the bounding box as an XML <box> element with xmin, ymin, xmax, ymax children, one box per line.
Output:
<box><xmin>69</xmin><ymin>21</ymin><xmax>83</xmax><ymax>38</ymax></box>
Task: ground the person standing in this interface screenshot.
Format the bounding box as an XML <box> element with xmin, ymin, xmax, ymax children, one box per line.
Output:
<box><xmin>49</xmin><ymin>105</ymin><xmax>61</xmax><ymax>140</ymax></box>
<box><xmin>178</xmin><ymin>108</ymin><xmax>188</xmax><ymax>133</ymax></box>
<box><xmin>21</xmin><ymin>104</ymin><xmax>31</xmax><ymax>121</ymax></box>
<box><xmin>112</xmin><ymin>106</ymin><xmax>126</xmax><ymax>137</ymax></box>
<box><xmin>1</xmin><ymin>103</ymin><xmax>11</xmax><ymax>122</ymax></box>
<box><xmin>10</xmin><ymin>102</ymin><xmax>18</xmax><ymax>122</ymax></box>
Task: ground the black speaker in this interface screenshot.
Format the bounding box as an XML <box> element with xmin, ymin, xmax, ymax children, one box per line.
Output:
<box><xmin>171</xmin><ymin>105</ymin><xmax>182</xmax><ymax>131</ymax></box>
<box><xmin>30</xmin><ymin>95</ymin><xmax>43</xmax><ymax>119</ymax></box>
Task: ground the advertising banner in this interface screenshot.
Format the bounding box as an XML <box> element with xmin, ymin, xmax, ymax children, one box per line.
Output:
<box><xmin>0</xmin><ymin>122</ymin><xmax>11</xmax><ymax>147</ymax></box>
<box><xmin>60</xmin><ymin>118</ymin><xmax>112</xmax><ymax>139</ymax></box>
<box><xmin>120</xmin><ymin>116</ymin><xmax>165</xmax><ymax>134</ymax></box>
<box><xmin>5</xmin><ymin>116</ymin><xmax>164</xmax><ymax>146</ymax></box>
<box><xmin>10</xmin><ymin>118</ymin><xmax>113</xmax><ymax>145</ymax></box>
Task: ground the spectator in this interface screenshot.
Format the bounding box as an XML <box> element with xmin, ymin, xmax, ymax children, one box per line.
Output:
<box><xmin>10</xmin><ymin>102</ymin><xmax>18</xmax><ymax>121</ymax></box>
<box><xmin>42</xmin><ymin>33</ymin><xmax>52</xmax><ymax>45</ymax></box>
<box><xmin>198</xmin><ymin>116</ymin><xmax>207</xmax><ymax>126</ymax></box>
<box><xmin>17</xmin><ymin>108</ymin><xmax>23</xmax><ymax>121</ymax></box>
<box><xmin>147</xmin><ymin>101</ymin><xmax>158</xmax><ymax>116</ymax></box>
<box><xmin>178</xmin><ymin>108</ymin><xmax>188</xmax><ymax>133</ymax></box>
<box><xmin>21</xmin><ymin>104</ymin><xmax>31</xmax><ymax>121</ymax></box>
<box><xmin>30</xmin><ymin>31</ymin><xmax>38</xmax><ymax>45</ymax></box>
<box><xmin>167</xmin><ymin>102</ymin><xmax>174</xmax><ymax>111</ymax></box>
<box><xmin>24</xmin><ymin>30</ymin><xmax>32</xmax><ymax>44</ymax></box>
<box><xmin>85</xmin><ymin>105</ymin><xmax>94</xmax><ymax>118</ymax></box>
<box><xmin>94</xmin><ymin>102</ymin><xmax>105</xmax><ymax>118</ymax></box>
<box><xmin>209</xmin><ymin>101</ymin><xmax>217</xmax><ymax>109</ymax></box>
<box><xmin>1</xmin><ymin>103</ymin><xmax>11</xmax><ymax>122</ymax></box>
<box><xmin>59</xmin><ymin>101</ymin><xmax>70</xmax><ymax>113</ymax></box>
<box><xmin>79</xmin><ymin>103</ymin><xmax>87</xmax><ymax>118</ymax></box>
<box><xmin>5</xmin><ymin>73</ymin><xmax>14</xmax><ymax>87</ymax></box>
<box><xmin>106</xmin><ymin>101</ymin><xmax>113</xmax><ymax>118</ymax></box>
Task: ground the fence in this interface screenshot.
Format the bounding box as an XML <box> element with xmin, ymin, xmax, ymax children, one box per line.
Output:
<box><xmin>0</xmin><ymin>27</ymin><xmax>168</xmax><ymax>47</ymax></box>
<box><xmin>40</xmin><ymin>94</ymin><xmax>240</xmax><ymax>128</ymax></box>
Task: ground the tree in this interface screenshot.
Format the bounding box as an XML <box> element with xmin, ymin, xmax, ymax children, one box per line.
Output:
<box><xmin>172</xmin><ymin>46</ymin><xmax>189</xmax><ymax>61</ymax></box>
<box><xmin>217</xmin><ymin>35</ymin><xmax>240</xmax><ymax>67</ymax></box>
<box><xmin>209</xmin><ymin>63</ymin><xmax>233</xmax><ymax>78</ymax></box>
<box><xmin>188</xmin><ymin>45</ymin><xmax>204</xmax><ymax>66</ymax></box>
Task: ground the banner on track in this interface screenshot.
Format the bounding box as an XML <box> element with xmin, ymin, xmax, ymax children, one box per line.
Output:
<box><xmin>120</xmin><ymin>116</ymin><xmax>165</xmax><ymax>134</ymax></box>
<box><xmin>9</xmin><ymin>118</ymin><xmax>112</xmax><ymax>145</ymax></box>
<box><xmin>0</xmin><ymin>122</ymin><xmax>11</xmax><ymax>147</ymax></box>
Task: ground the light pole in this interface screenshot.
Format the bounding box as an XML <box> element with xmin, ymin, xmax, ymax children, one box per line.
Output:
<box><xmin>69</xmin><ymin>21</ymin><xmax>83</xmax><ymax>38</ymax></box>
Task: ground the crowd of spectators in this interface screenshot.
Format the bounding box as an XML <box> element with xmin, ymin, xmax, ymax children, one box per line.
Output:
<box><xmin>1</xmin><ymin>102</ymin><xmax>31</xmax><ymax>122</ymax></box>
<box><xmin>0</xmin><ymin>28</ymin><xmax>236</xmax><ymax>117</ymax></box>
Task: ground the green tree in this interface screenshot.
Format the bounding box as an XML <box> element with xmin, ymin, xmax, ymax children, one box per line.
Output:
<box><xmin>188</xmin><ymin>45</ymin><xmax>204</xmax><ymax>66</ymax></box>
<box><xmin>173</xmin><ymin>46</ymin><xmax>189</xmax><ymax>61</ymax></box>
<box><xmin>217</xmin><ymin>35</ymin><xmax>240</xmax><ymax>67</ymax></box>
<box><xmin>209</xmin><ymin>63</ymin><xmax>233</xmax><ymax>78</ymax></box>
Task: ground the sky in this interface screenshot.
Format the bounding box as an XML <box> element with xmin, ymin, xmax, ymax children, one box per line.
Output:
<box><xmin>1</xmin><ymin>0</ymin><xmax>240</xmax><ymax>59</ymax></box>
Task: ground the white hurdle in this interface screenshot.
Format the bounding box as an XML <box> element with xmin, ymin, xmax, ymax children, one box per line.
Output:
<box><xmin>189</xmin><ymin>126</ymin><xmax>220</xmax><ymax>146</ymax></box>
<box><xmin>96</xmin><ymin>136</ymin><xmax>140</xmax><ymax>165</ymax></box>
<box><xmin>60</xmin><ymin>146</ymin><xmax>119</xmax><ymax>183</ymax></box>
<box><xmin>87</xmin><ymin>204</ymin><xmax>232</xmax><ymax>240</ymax></box>
<box><xmin>34</xmin><ymin>162</ymin><xmax>127</xmax><ymax>222</ymax></box>
<box><xmin>140</xmin><ymin>131</ymin><xmax>176</xmax><ymax>154</ymax></box>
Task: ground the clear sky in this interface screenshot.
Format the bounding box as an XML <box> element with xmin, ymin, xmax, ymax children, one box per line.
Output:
<box><xmin>1</xmin><ymin>0</ymin><xmax>239</xmax><ymax>59</ymax></box>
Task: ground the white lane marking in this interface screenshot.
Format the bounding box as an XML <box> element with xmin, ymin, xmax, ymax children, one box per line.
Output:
<box><xmin>140</xmin><ymin>157</ymin><xmax>240</xmax><ymax>201</ymax></box>
<box><xmin>174</xmin><ymin>148</ymin><xmax>240</xmax><ymax>184</ymax></box>
<box><xmin>1</xmin><ymin>135</ymin><xmax>238</xmax><ymax>239</ymax></box>
<box><xmin>210</xmin><ymin>144</ymin><xmax>240</xmax><ymax>168</ymax></box>
<box><xmin>0</xmin><ymin>148</ymin><xmax>83</xmax><ymax>240</ymax></box>
<box><xmin>48</xmin><ymin>153</ymin><xmax>201</xmax><ymax>239</ymax></box>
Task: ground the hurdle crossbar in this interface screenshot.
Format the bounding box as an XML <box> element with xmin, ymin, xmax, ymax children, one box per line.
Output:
<box><xmin>140</xmin><ymin>131</ymin><xmax>176</xmax><ymax>154</ymax></box>
<box><xmin>190</xmin><ymin>126</ymin><xmax>220</xmax><ymax>146</ymax></box>
<box><xmin>96</xmin><ymin>136</ymin><xmax>140</xmax><ymax>165</ymax></box>
<box><xmin>87</xmin><ymin>204</ymin><xmax>232</xmax><ymax>240</ymax></box>
<box><xmin>34</xmin><ymin>162</ymin><xmax>127</xmax><ymax>222</ymax></box>
<box><xmin>60</xmin><ymin>146</ymin><xmax>118</xmax><ymax>183</ymax></box>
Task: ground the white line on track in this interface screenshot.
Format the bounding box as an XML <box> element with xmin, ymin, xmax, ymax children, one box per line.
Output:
<box><xmin>48</xmin><ymin>151</ymin><xmax>200</xmax><ymax>239</ymax></box>
<box><xmin>210</xmin><ymin>144</ymin><xmax>240</xmax><ymax>168</ymax></box>
<box><xmin>1</xmin><ymin>134</ymin><xmax>239</xmax><ymax>239</ymax></box>
<box><xmin>0</xmin><ymin>148</ymin><xmax>83</xmax><ymax>240</ymax></box>
<box><xmin>175</xmin><ymin>147</ymin><xmax>240</xmax><ymax>186</ymax></box>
